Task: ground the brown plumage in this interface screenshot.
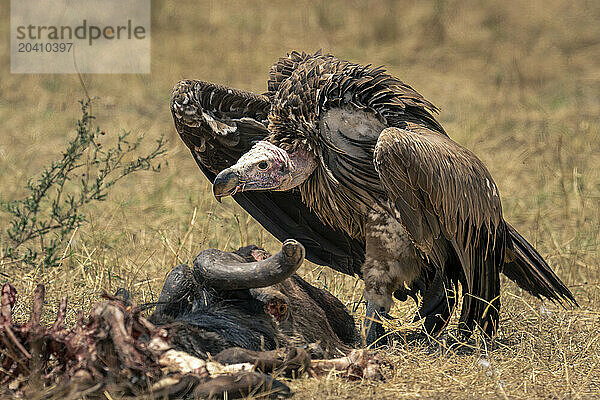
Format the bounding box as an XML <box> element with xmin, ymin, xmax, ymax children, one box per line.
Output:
<box><xmin>172</xmin><ymin>50</ymin><xmax>576</xmax><ymax>344</ymax></box>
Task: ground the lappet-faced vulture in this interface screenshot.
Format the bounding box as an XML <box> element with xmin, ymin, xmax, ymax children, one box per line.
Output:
<box><xmin>171</xmin><ymin>50</ymin><xmax>576</xmax><ymax>345</ymax></box>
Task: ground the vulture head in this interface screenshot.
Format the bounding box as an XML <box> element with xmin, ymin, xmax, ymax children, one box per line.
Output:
<box><xmin>213</xmin><ymin>140</ymin><xmax>316</xmax><ymax>201</ymax></box>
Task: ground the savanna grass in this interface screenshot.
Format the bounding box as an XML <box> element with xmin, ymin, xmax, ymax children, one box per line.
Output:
<box><xmin>0</xmin><ymin>0</ymin><xmax>598</xmax><ymax>398</ymax></box>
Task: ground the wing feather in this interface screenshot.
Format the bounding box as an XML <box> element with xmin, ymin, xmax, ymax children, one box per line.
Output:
<box><xmin>374</xmin><ymin>127</ymin><xmax>506</xmax><ymax>335</ymax></box>
<box><xmin>375</xmin><ymin>128</ymin><xmax>503</xmax><ymax>252</ymax></box>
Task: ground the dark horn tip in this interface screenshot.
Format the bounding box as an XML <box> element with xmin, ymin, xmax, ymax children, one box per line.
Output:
<box><xmin>282</xmin><ymin>239</ymin><xmax>304</xmax><ymax>263</ymax></box>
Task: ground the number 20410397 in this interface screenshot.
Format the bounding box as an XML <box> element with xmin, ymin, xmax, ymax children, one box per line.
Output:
<box><xmin>17</xmin><ymin>42</ymin><xmax>73</xmax><ymax>52</ymax></box>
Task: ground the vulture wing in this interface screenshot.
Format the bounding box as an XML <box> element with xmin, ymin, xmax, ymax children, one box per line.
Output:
<box><xmin>171</xmin><ymin>80</ymin><xmax>365</xmax><ymax>276</ymax></box>
<box><xmin>374</xmin><ymin>127</ymin><xmax>506</xmax><ymax>335</ymax></box>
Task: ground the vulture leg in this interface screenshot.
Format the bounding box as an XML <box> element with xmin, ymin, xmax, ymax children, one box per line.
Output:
<box><xmin>363</xmin><ymin>301</ymin><xmax>387</xmax><ymax>347</ymax></box>
<box><xmin>361</xmin><ymin>206</ymin><xmax>425</xmax><ymax>346</ymax></box>
<box><xmin>416</xmin><ymin>272</ymin><xmax>457</xmax><ymax>336</ymax></box>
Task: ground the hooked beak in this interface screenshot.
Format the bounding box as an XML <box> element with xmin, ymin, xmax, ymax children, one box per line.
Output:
<box><xmin>213</xmin><ymin>168</ymin><xmax>240</xmax><ymax>202</ymax></box>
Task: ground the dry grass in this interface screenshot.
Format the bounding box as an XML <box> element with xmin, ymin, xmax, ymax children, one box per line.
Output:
<box><xmin>1</xmin><ymin>0</ymin><xmax>599</xmax><ymax>398</ymax></box>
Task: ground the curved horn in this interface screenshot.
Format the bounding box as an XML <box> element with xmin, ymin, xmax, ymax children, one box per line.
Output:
<box><xmin>193</xmin><ymin>239</ymin><xmax>305</xmax><ymax>290</ymax></box>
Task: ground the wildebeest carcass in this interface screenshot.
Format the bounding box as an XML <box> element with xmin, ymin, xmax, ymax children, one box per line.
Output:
<box><xmin>148</xmin><ymin>239</ymin><xmax>358</xmax><ymax>361</ymax></box>
<box><xmin>0</xmin><ymin>240</ymin><xmax>382</xmax><ymax>399</ymax></box>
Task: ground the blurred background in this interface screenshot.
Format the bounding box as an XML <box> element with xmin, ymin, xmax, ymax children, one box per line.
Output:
<box><xmin>0</xmin><ymin>1</ymin><xmax>599</xmax><ymax>397</ymax></box>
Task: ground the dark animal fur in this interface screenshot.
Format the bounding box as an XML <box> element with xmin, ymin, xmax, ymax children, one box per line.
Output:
<box><xmin>147</xmin><ymin>245</ymin><xmax>358</xmax><ymax>359</ymax></box>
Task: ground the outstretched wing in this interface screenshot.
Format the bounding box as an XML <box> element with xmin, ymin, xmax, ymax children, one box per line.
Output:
<box><xmin>374</xmin><ymin>127</ymin><xmax>507</xmax><ymax>335</ymax></box>
<box><xmin>171</xmin><ymin>80</ymin><xmax>365</xmax><ymax>276</ymax></box>
<box><xmin>171</xmin><ymin>79</ymin><xmax>271</xmax><ymax>173</ymax></box>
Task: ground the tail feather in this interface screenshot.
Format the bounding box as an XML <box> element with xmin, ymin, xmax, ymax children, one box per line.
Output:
<box><xmin>502</xmin><ymin>223</ymin><xmax>577</xmax><ymax>306</ymax></box>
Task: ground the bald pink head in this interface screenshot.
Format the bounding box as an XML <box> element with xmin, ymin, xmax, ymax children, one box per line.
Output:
<box><xmin>212</xmin><ymin>141</ymin><xmax>317</xmax><ymax>200</ymax></box>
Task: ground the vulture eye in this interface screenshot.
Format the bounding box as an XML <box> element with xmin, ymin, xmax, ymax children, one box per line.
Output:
<box><xmin>257</xmin><ymin>161</ymin><xmax>269</xmax><ymax>171</ymax></box>
<box><xmin>278</xmin><ymin>303</ymin><xmax>288</xmax><ymax>315</ymax></box>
